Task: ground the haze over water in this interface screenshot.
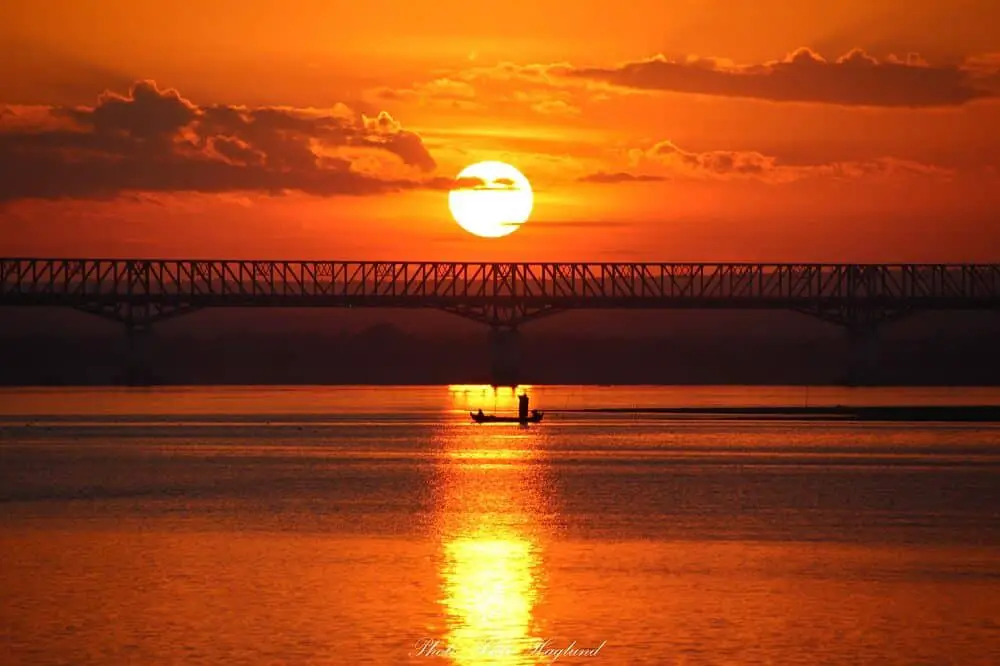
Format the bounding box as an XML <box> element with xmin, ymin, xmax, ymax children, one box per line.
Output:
<box><xmin>2</xmin><ymin>385</ymin><xmax>999</xmax><ymax>665</ymax></box>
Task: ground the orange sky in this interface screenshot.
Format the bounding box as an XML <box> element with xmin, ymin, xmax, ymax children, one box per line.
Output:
<box><xmin>1</xmin><ymin>0</ymin><xmax>999</xmax><ymax>261</ymax></box>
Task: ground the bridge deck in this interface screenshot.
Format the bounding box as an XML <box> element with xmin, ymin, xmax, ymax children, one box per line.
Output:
<box><xmin>2</xmin><ymin>259</ymin><xmax>999</xmax><ymax>326</ymax></box>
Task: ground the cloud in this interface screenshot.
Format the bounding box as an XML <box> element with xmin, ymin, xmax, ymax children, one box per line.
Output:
<box><xmin>578</xmin><ymin>171</ymin><xmax>667</xmax><ymax>184</ymax></box>
<box><xmin>442</xmin><ymin>175</ymin><xmax>525</xmax><ymax>192</ymax></box>
<box><xmin>375</xmin><ymin>78</ymin><xmax>476</xmax><ymax>101</ymax></box>
<box><xmin>528</xmin><ymin>219</ymin><xmax>630</xmax><ymax>230</ymax></box>
<box><xmin>368</xmin><ymin>78</ymin><xmax>480</xmax><ymax>111</ymax></box>
<box><xmin>590</xmin><ymin>140</ymin><xmax>953</xmax><ymax>184</ymax></box>
<box><xmin>564</xmin><ymin>48</ymin><xmax>997</xmax><ymax>107</ymax></box>
<box><xmin>360</xmin><ymin>111</ymin><xmax>437</xmax><ymax>171</ymax></box>
<box><xmin>491</xmin><ymin>177</ymin><xmax>518</xmax><ymax>189</ymax></box>
<box><xmin>458</xmin><ymin>62</ymin><xmax>575</xmax><ymax>84</ymax></box>
<box><xmin>67</xmin><ymin>82</ymin><xmax>199</xmax><ymax>142</ymax></box>
<box><xmin>430</xmin><ymin>176</ymin><xmax>487</xmax><ymax>191</ymax></box>
<box><xmin>372</xmin><ymin>68</ymin><xmax>584</xmax><ymax>117</ymax></box>
<box><xmin>506</xmin><ymin>90</ymin><xmax>582</xmax><ymax>116</ymax></box>
<box><xmin>639</xmin><ymin>141</ymin><xmax>775</xmax><ymax>176</ymax></box>
<box><xmin>377</xmin><ymin>48</ymin><xmax>1000</xmax><ymax>115</ymax></box>
<box><xmin>963</xmin><ymin>53</ymin><xmax>1000</xmax><ymax>94</ymax></box>
<box><xmin>0</xmin><ymin>80</ymin><xmax>441</xmax><ymax>202</ymax></box>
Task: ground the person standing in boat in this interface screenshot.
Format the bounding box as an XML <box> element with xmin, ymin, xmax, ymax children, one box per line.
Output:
<box><xmin>518</xmin><ymin>394</ymin><xmax>530</xmax><ymax>421</ymax></box>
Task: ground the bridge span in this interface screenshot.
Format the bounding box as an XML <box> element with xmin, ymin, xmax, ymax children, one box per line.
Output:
<box><xmin>2</xmin><ymin>258</ymin><xmax>999</xmax><ymax>384</ymax></box>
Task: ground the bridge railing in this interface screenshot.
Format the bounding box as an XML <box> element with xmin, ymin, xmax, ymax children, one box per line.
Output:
<box><xmin>2</xmin><ymin>259</ymin><xmax>999</xmax><ymax>304</ymax></box>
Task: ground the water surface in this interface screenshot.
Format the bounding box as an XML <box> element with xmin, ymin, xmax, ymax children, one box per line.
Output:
<box><xmin>1</xmin><ymin>386</ymin><xmax>999</xmax><ymax>665</ymax></box>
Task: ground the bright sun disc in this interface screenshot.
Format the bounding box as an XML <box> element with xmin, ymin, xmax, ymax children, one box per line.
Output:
<box><xmin>449</xmin><ymin>161</ymin><xmax>533</xmax><ymax>238</ymax></box>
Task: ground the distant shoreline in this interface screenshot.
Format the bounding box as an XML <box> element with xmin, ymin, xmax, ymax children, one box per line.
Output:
<box><xmin>553</xmin><ymin>405</ymin><xmax>1000</xmax><ymax>422</ymax></box>
<box><xmin>3</xmin><ymin>380</ymin><xmax>1000</xmax><ymax>388</ymax></box>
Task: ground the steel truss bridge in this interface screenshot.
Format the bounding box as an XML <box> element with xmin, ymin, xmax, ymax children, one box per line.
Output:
<box><xmin>3</xmin><ymin>258</ymin><xmax>999</xmax><ymax>383</ymax></box>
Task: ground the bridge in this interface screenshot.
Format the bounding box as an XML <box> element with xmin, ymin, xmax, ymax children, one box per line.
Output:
<box><xmin>2</xmin><ymin>258</ymin><xmax>999</xmax><ymax>384</ymax></box>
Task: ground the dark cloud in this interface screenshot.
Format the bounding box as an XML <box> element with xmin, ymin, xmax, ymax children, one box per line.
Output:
<box><xmin>436</xmin><ymin>174</ymin><xmax>524</xmax><ymax>191</ymax></box>
<box><xmin>566</xmin><ymin>48</ymin><xmax>996</xmax><ymax>107</ymax></box>
<box><xmin>578</xmin><ymin>171</ymin><xmax>667</xmax><ymax>184</ymax></box>
<box><xmin>359</xmin><ymin>111</ymin><xmax>437</xmax><ymax>171</ymax></box>
<box><xmin>68</xmin><ymin>81</ymin><xmax>198</xmax><ymax>141</ymax></box>
<box><xmin>426</xmin><ymin>176</ymin><xmax>487</xmax><ymax>191</ymax></box>
<box><xmin>0</xmin><ymin>80</ymin><xmax>440</xmax><ymax>202</ymax></box>
<box><xmin>491</xmin><ymin>177</ymin><xmax>518</xmax><ymax>189</ymax></box>
<box><xmin>647</xmin><ymin>141</ymin><xmax>773</xmax><ymax>176</ymax></box>
<box><xmin>614</xmin><ymin>139</ymin><xmax>951</xmax><ymax>184</ymax></box>
<box><xmin>211</xmin><ymin>136</ymin><xmax>264</xmax><ymax>166</ymax></box>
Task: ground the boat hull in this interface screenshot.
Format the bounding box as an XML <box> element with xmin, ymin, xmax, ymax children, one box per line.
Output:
<box><xmin>470</xmin><ymin>412</ymin><xmax>544</xmax><ymax>424</ymax></box>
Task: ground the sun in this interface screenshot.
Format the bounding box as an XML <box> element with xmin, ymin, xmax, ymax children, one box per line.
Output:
<box><xmin>449</xmin><ymin>161</ymin><xmax>533</xmax><ymax>238</ymax></box>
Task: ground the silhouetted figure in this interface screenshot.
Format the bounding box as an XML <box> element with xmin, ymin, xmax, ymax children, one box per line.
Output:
<box><xmin>470</xmin><ymin>395</ymin><xmax>543</xmax><ymax>424</ymax></box>
<box><xmin>518</xmin><ymin>393</ymin><xmax>529</xmax><ymax>421</ymax></box>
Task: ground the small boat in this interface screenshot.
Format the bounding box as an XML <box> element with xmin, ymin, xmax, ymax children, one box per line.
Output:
<box><xmin>471</xmin><ymin>410</ymin><xmax>544</xmax><ymax>424</ymax></box>
<box><xmin>470</xmin><ymin>393</ymin><xmax>544</xmax><ymax>424</ymax></box>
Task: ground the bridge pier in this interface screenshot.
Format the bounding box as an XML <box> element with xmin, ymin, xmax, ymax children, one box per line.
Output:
<box><xmin>489</xmin><ymin>326</ymin><xmax>520</xmax><ymax>387</ymax></box>
<box><xmin>845</xmin><ymin>323</ymin><xmax>880</xmax><ymax>386</ymax></box>
<box><xmin>124</xmin><ymin>324</ymin><xmax>154</xmax><ymax>386</ymax></box>
<box><xmin>3</xmin><ymin>260</ymin><xmax>998</xmax><ymax>389</ymax></box>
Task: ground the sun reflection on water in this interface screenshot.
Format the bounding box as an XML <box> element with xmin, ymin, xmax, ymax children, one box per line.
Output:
<box><xmin>433</xmin><ymin>415</ymin><xmax>551</xmax><ymax>665</ymax></box>
<box><xmin>442</xmin><ymin>535</ymin><xmax>538</xmax><ymax>664</ymax></box>
<box><xmin>447</xmin><ymin>385</ymin><xmax>535</xmax><ymax>418</ymax></box>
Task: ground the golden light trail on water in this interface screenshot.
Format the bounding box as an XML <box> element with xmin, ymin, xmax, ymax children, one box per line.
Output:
<box><xmin>428</xmin><ymin>386</ymin><xmax>549</xmax><ymax>664</ymax></box>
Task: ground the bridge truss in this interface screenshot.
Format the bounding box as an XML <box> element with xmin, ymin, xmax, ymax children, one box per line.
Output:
<box><xmin>2</xmin><ymin>259</ymin><xmax>998</xmax><ymax>327</ymax></box>
<box><xmin>2</xmin><ymin>259</ymin><xmax>998</xmax><ymax>384</ymax></box>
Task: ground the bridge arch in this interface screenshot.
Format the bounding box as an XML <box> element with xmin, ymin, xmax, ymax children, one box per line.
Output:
<box><xmin>2</xmin><ymin>259</ymin><xmax>997</xmax><ymax>385</ymax></box>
